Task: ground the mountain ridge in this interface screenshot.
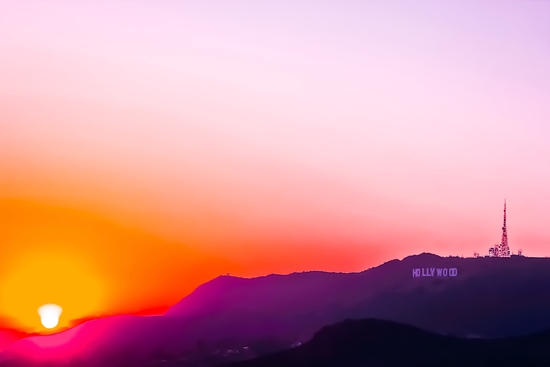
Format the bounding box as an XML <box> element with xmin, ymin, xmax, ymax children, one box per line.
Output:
<box><xmin>2</xmin><ymin>253</ymin><xmax>550</xmax><ymax>365</ymax></box>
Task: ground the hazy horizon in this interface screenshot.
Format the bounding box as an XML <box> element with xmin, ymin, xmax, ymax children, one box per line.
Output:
<box><xmin>1</xmin><ymin>0</ymin><xmax>549</xmax><ymax>331</ymax></box>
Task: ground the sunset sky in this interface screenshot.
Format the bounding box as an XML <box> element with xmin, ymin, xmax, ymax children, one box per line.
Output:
<box><xmin>1</xmin><ymin>0</ymin><xmax>549</xmax><ymax>331</ymax></box>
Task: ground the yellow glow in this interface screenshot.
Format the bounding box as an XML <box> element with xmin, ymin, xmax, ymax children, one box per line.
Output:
<box><xmin>0</xmin><ymin>251</ymin><xmax>104</xmax><ymax>331</ymax></box>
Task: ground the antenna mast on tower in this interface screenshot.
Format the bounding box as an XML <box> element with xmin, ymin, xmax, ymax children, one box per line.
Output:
<box><xmin>488</xmin><ymin>199</ymin><xmax>511</xmax><ymax>257</ymax></box>
<box><xmin>500</xmin><ymin>199</ymin><xmax>510</xmax><ymax>257</ymax></box>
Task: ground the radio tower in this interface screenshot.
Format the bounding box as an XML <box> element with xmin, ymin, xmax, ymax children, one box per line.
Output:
<box><xmin>500</xmin><ymin>199</ymin><xmax>510</xmax><ymax>257</ymax></box>
<box><xmin>488</xmin><ymin>199</ymin><xmax>511</xmax><ymax>257</ymax></box>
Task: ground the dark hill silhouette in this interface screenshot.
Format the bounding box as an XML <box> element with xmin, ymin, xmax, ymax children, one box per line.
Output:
<box><xmin>218</xmin><ymin>318</ymin><xmax>550</xmax><ymax>367</ymax></box>
<box><xmin>2</xmin><ymin>253</ymin><xmax>550</xmax><ymax>365</ymax></box>
<box><xmin>166</xmin><ymin>253</ymin><xmax>550</xmax><ymax>339</ymax></box>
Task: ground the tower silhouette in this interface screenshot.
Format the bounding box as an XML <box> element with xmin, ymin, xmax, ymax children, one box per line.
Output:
<box><xmin>488</xmin><ymin>200</ymin><xmax>510</xmax><ymax>257</ymax></box>
<box><xmin>499</xmin><ymin>199</ymin><xmax>510</xmax><ymax>257</ymax></box>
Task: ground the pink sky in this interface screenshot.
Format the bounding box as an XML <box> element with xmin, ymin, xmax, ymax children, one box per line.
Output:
<box><xmin>1</xmin><ymin>0</ymin><xmax>550</xmax><ymax>277</ymax></box>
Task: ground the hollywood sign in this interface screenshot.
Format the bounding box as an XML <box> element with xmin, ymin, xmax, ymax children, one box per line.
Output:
<box><xmin>412</xmin><ymin>268</ymin><xmax>458</xmax><ymax>278</ymax></box>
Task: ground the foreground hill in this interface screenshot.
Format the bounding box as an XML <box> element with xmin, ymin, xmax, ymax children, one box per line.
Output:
<box><xmin>218</xmin><ymin>318</ymin><xmax>550</xmax><ymax>367</ymax></box>
<box><xmin>2</xmin><ymin>253</ymin><xmax>550</xmax><ymax>365</ymax></box>
<box><xmin>0</xmin><ymin>329</ymin><xmax>32</xmax><ymax>353</ymax></box>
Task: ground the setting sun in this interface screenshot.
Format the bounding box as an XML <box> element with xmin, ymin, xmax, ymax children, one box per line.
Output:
<box><xmin>38</xmin><ymin>304</ymin><xmax>62</xmax><ymax>329</ymax></box>
<box><xmin>0</xmin><ymin>250</ymin><xmax>104</xmax><ymax>332</ymax></box>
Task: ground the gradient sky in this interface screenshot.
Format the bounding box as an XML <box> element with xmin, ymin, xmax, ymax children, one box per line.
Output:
<box><xmin>1</xmin><ymin>0</ymin><xmax>549</xmax><ymax>331</ymax></box>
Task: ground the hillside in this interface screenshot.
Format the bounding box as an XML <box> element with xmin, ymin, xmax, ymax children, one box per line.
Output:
<box><xmin>166</xmin><ymin>253</ymin><xmax>550</xmax><ymax>338</ymax></box>
<box><xmin>2</xmin><ymin>253</ymin><xmax>550</xmax><ymax>365</ymax></box>
<box><xmin>218</xmin><ymin>318</ymin><xmax>550</xmax><ymax>367</ymax></box>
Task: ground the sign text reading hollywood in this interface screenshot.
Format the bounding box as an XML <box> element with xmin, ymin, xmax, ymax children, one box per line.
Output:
<box><xmin>412</xmin><ymin>268</ymin><xmax>458</xmax><ymax>277</ymax></box>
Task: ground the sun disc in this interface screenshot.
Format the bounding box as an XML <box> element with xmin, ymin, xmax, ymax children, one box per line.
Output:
<box><xmin>38</xmin><ymin>304</ymin><xmax>63</xmax><ymax>329</ymax></box>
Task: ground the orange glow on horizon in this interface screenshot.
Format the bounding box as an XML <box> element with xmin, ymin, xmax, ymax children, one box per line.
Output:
<box><xmin>0</xmin><ymin>197</ymin><xmax>380</xmax><ymax>332</ymax></box>
<box><xmin>0</xmin><ymin>198</ymin><xmax>223</xmax><ymax>332</ymax></box>
<box><xmin>0</xmin><ymin>251</ymin><xmax>103</xmax><ymax>331</ymax></box>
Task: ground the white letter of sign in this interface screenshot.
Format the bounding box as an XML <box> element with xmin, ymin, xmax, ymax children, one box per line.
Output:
<box><xmin>449</xmin><ymin>268</ymin><xmax>457</xmax><ymax>276</ymax></box>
